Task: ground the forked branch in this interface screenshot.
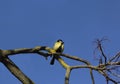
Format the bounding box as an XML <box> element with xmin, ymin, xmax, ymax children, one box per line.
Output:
<box><xmin>0</xmin><ymin>39</ymin><xmax>119</xmax><ymax>84</ymax></box>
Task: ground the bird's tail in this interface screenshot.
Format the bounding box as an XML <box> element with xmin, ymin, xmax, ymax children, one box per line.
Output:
<box><xmin>50</xmin><ymin>56</ymin><xmax>55</xmax><ymax>65</ymax></box>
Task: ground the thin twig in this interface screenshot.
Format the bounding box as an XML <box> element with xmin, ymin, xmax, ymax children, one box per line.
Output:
<box><xmin>109</xmin><ymin>52</ymin><xmax>120</xmax><ymax>62</ymax></box>
<box><xmin>90</xmin><ymin>69</ymin><xmax>95</xmax><ymax>84</ymax></box>
<box><xmin>61</xmin><ymin>54</ymin><xmax>90</xmax><ymax>65</ymax></box>
<box><xmin>96</xmin><ymin>39</ymin><xmax>107</xmax><ymax>64</ymax></box>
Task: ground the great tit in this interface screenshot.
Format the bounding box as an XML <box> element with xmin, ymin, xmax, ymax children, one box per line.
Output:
<box><xmin>50</xmin><ymin>39</ymin><xmax>64</xmax><ymax>65</ymax></box>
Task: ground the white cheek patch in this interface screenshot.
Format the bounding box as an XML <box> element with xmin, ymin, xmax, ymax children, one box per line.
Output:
<box><xmin>53</xmin><ymin>42</ymin><xmax>61</xmax><ymax>51</ymax></box>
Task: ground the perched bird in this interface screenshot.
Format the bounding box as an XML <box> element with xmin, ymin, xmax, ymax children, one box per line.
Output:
<box><xmin>50</xmin><ymin>39</ymin><xmax>64</xmax><ymax>65</ymax></box>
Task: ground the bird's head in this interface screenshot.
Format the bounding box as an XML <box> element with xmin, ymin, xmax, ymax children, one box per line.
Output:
<box><xmin>57</xmin><ymin>39</ymin><xmax>64</xmax><ymax>44</ymax></box>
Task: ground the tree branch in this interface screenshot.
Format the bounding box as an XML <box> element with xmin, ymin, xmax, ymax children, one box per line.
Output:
<box><xmin>0</xmin><ymin>39</ymin><xmax>119</xmax><ymax>84</ymax></box>
<box><xmin>65</xmin><ymin>68</ymin><xmax>71</xmax><ymax>84</ymax></box>
<box><xmin>109</xmin><ymin>52</ymin><xmax>120</xmax><ymax>62</ymax></box>
<box><xmin>1</xmin><ymin>57</ymin><xmax>34</xmax><ymax>84</ymax></box>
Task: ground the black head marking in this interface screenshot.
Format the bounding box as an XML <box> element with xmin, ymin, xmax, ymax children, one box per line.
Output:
<box><xmin>57</xmin><ymin>39</ymin><xmax>63</xmax><ymax>42</ymax></box>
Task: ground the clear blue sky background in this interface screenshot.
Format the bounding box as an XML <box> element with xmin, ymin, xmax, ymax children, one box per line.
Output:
<box><xmin>0</xmin><ymin>0</ymin><xmax>120</xmax><ymax>84</ymax></box>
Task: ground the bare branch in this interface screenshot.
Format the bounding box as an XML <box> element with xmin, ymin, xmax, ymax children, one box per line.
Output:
<box><xmin>1</xmin><ymin>57</ymin><xmax>34</xmax><ymax>84</ymax></box>
<box><xmin>61</xmin><ymin>53</ymin><xmax>90</xmax><ymax>65</ymax></box>
<box><xmin>2</xmin><ymin>46</ymin><xmax>49</xmax><ymax>58</ymax></box>
<box><xmin>90</xmin><ymin>69</ymin><xmax>95</xmax><ymax>84</ymax></box>
<box><xmin>65</xmin><ymin>68</ymin><xmax>71</xmax><ymax>84</ymax></box>
<box><xmin>98</xmin><ymin>70</ymin><xmax>118</xmax><ymax>84</ymax></box>
<box><xmin>94</xmin><ymin>39</ymin><xmax>107</xmax><ymax>64</ymax></box>
<box><xmin>0</xmin><ymin>39</ymin><xmax>119</xmax><ymax>84</ymax></box>
<box><xmin>108</xmin><ymin>70</ymin><xmax>120</xmax><ymax>78</ymax></box>
<box><xmin>109</xmin><ymin>52</ymin><xmax>120</xmax><ymax>62</ymax></box>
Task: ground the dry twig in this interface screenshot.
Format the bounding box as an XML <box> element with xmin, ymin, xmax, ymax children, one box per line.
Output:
<box><xmin>0</xmin><ymin>39</ymin><xmax>119</xmax><ymax>84</ymax></box>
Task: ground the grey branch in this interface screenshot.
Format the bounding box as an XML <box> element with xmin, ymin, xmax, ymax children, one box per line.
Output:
<box><xmin>1</xmin><ymin>57</ymin><xmax>34</xmax><ymax>84</ymax></box>
<box><xmin>0</xmin><ymin>40</ymin><xmax>119</xmax><ymax>84</ymax></box>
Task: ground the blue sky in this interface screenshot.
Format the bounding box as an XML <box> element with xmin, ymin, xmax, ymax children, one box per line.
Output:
<box><xmin>0</xmin><ymin>0</ymin><xmax>120</xmax><ymax>84</ymax></box>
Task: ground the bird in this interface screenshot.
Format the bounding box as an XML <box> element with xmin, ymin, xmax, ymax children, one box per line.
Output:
<box><xmin>50</xmin><ymin>39</ymin><xmax>64</xmax><ymax>65</ymax></box>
